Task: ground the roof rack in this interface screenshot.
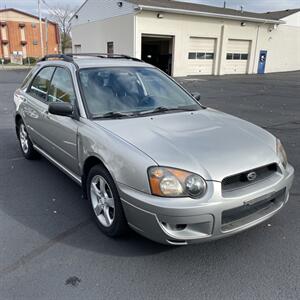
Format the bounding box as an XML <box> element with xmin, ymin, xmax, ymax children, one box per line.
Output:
<box><xmin>39</xmin><ymin>54</ymin><xmax>74</xmax><ymax>62</ymax></box>
<box><xmin>39</xmin><ymin>53</ymin><xmax>142</xmax><ymax>63</ymax></box>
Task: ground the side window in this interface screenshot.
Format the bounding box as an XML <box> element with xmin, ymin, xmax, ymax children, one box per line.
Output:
<box><xmin>48</xmin><ymin>67</ymin><xmax>76</xmax><ymax>104</ymax></box>
<box><xmin>21</xmin><ymin>66</ymin><xmax>38</xmax><ymax>89</ymax></box>
<box><xmin>27</xmin><ymin>67</ymin><xmax>55</xmax><ymax>101</ymax></box>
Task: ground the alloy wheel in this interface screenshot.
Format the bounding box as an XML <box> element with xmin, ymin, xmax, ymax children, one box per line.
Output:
<box><xmin>90</xmin><ymin>175</ymin><xmax>115</xmax><ymax>227</ymax></box>
<box><xmin>19</xmin><ymin>124</ymin><xmax>29</xmax><ymax>154</ymax></box>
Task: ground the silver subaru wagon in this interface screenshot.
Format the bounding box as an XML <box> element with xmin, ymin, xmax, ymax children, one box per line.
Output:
<box><xmin>14</xmin><ymin>54</ymin><xmax>294</xmax><ymax>245</ymax></box>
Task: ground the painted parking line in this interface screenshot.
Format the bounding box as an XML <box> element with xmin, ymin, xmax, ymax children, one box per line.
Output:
<box><xmin>182</xmin><ymin>78</ymin><xmax>208</xmax><ymax>82</ymax></box>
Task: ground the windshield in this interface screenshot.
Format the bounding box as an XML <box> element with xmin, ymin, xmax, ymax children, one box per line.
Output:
<box><xmin>78</xmin><ymin>67</ymin><xmax>201</xmax><ymax>118</ymax></box>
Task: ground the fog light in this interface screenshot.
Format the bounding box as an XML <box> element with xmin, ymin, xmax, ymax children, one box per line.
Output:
<box><xmin>185</xmin><ymin>175</ymin><xmax>206</xmax><ymax>198</ymax></box>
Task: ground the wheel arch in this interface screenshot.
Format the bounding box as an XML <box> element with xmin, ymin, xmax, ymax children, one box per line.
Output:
<box><xmin>81</xmin><ymin>155</ymin><xmax>112</xmax><ymax>198</ymax></box>
<box><xmin>15</xmin><ymin>114</ymin><xmax>23</xmax><ymax>137</ymax></box>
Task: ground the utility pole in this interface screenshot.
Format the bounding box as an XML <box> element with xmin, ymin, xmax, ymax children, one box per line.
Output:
<box><xmin>45</xmin><ymin>18</ymin><xmax>48</xmax><ymax>55</ymax></box>
<box><xmin>38</xmin><ymin>0</ymin><xmax>45</xmax><ymax>57</ymax></box>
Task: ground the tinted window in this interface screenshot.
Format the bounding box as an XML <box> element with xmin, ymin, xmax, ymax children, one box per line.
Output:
<box><xmin>226</xmin><ymin>53</ymin><xmax>233</xmax><ymax>60</ymax></box>
<box><xmin>205</xmin><ymin>53</ymin><xmax>214</xmax><ymax>60</ymax></box>
<box><xmin>233</xmin><ymin>53</ymin><xmax>241</xmax><ymax>60</ymax></box>
<box><xmin>48</xmin><ymin>67</ymin><xmax>76</xmax><ymax>104</ymax></box>
<box><xmin>28</xmin><ymin>67</ymin><xmax>55</xmax><ymax>101</ymax></box>
<box><xmin>241</xmin><ymin>53</ymin><xmax>248</xmax><ymax>60</ymax></box>
<box><xmin>188</xmin><ymin>52</ymin><xmax>196</xmax><ymax>60</ymax></box>
<box><xmin>197</xmin><ymin>52</ymin><xmax>205</xmax><ymax>59</ymax></box>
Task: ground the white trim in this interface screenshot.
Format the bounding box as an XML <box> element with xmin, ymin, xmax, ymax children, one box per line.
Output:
<box><xmin>138</xmin><ymin>5</ymin><xmax>284</xmax><ymax>24</ymax></box>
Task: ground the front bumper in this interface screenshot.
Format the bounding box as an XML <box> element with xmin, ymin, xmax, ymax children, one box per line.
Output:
<box><xmin>119</xmin><ymin>164</ymin><xmax>294</xmax><ymax>245</ymax></box>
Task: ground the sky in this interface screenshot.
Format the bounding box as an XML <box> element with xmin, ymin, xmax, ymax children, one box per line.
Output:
<box><xmin>0</xmin><ymin>0</ymin><xmax>299</xmax><ymax>16</ymax></box>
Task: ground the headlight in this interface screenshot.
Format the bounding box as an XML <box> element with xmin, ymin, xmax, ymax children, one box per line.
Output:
<box><xmin>277</xmin><ymin>139</ymin><xmax>288</xmax><ymax>168</ymax></box>
<box><xmin>148</xmin><ymin>167</ymin><xmax>207</xmax><ymax>198</ymax></box>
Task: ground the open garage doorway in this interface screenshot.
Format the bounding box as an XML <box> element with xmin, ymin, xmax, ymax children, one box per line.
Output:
<box><xmin>142</xmin><ymin>35</ymin><xmax>174</xmax><ymax>75</ymax></box>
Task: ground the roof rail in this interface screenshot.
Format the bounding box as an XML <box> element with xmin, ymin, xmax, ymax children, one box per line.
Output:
<box><xmin>39</xmin><ymin>53</ymin><xmax>142</xmax><ymax>63</ymax></box>
<box><xmin>38</xmin><ymin>54</ymin><xmax>74</xmax><ymax>62</ymax></box>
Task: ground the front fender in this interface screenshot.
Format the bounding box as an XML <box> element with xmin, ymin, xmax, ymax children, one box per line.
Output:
<box><xmin>78</xmin><ymin>119</ymin><xmax>157</xmax><ymax>194</ymax></box>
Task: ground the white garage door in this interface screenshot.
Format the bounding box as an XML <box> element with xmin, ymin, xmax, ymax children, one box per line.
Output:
<box><xmin>188</xmin><ymin>37</ymin><xmax>216</xmax><ymax>75</ymax></box>
<box><xmin>225</xmin><ymin>39</ymin><xmax>251</xmax><ymax>74</ymax></box>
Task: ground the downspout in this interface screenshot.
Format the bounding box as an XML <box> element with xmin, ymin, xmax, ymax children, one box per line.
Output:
<box><xmin>252</xmin><ymin>24</ymin><xmax>261</xmax><ymax>74</ymax></box>
<box><xmin>133</xmin><ymin>6</ymin><xmax>142</xmax><ymax>59</ymax></box>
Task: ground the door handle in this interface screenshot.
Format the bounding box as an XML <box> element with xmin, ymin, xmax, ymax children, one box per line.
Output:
<box><xmin>18</xmin><ymin>95</ymin><xmax>27</xmax><ymax>102</ymax></box>
<box><xmin>43</xmin><ymin>110</ymin><xmax>50</xmax><ymax>118</ymax></box>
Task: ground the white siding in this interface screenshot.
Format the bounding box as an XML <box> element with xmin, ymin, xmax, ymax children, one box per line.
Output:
<box><xmin>71</xmin><ymin>0</ymin><xmax>136</xmax><ymax>26</ymax></box>
<box><xmin>259</xmin><ymin>25</ymin><xmax>300</xmax><ymax>74</ymax></box>
<box><xmin>281</xmin><ymin>12</ymin><xmax>300</xmax><ymax>27</ymax></box>
<box><xmin>71</xmin><ymin>14</ymin><xmax>135</xmax><ymax>56</ymax></box>
<box><xmin>136</xmin><ymin>11</ymin><xmax>300</xmax><ymax>76</ymax></box>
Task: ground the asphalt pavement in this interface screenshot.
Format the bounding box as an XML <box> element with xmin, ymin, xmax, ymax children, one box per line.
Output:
<box><xmin>0</xmin><ymin>69</ymin><xmax>299</xmax><ymax>300</ymax></box>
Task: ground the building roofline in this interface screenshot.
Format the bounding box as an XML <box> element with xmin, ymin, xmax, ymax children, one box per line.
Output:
<box><xmin>69</xmin><ymin>0</ymin><xmax>286</xmax><ymax>25</ymax></box>
<box><xmin>137</xmin><ymin>5</ymin><xmax>283</xmax><ymax>24</ymax></box>
<box><xmin>0</xmin><ymin>8</ymin><xmax>57</xmax><ymax>25</ymax></box>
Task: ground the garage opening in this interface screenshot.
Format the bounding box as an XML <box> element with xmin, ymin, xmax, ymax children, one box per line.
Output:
<box><xmin>141</xmin><ymin>35</ymin><xmax>173</xmax><ymax>75</ymax></box>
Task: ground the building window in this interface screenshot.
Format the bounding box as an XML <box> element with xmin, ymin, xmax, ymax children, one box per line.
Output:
<box><xmin>188</xmin><ymin>52</ymin><xmax>214</xmax><ymax>60</ymax></box>
<box><xmin>205</xmin><ymin>53</ymin><xmax>214</xmax><ymax>60</ymax></box>
<box><xmin>33</xmin><ymin>40</ymin><xmax>38</xmax><ymax>45</ymax></box>
<box><xmin>188</xmin><ymin>52</ymin><xmax>196</xmax><ymax>60</ymax></box>
<box><xmin>233</xmin><ymin>53</ymin><xmax>241</xmax><ymax>60</ymax></box>
<box><xmin>241</xmin><ymin>54</ymin><xmax>248</xmax><ymax>60</ymax></box>
<box><xmin>107</xmin><ymin>42</ymin><xmax>114</xmax><ymax>54</ymax></box>
<box><xmin>197</xmin><ymin>52</ymin><xmax>205</xmax><ymax>59</ymax></box>
<box><xmin>226</xmin><ymin>53</ymin><xmax>233</xmax><ymax>60</ymax></box>
<box><xmin>227</xmin><ymin>53</ymin><xmax>248</xmax><ymax>60</ymax></box>
<box><xmin>74</xmin><ymin>44</ymin><xmax>81</xmax><ymax>54</ymax></box>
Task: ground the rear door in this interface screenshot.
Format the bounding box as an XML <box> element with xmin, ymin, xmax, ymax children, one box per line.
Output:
<box><xmin>24</xmin><ymin>66</ymin><xmax>56</xmax><ymax>149</ymax></box>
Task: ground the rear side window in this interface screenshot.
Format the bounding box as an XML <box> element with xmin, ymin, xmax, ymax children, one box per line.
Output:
<box><xmin>48</xmin><ymin>67</ymin><xmax>76</xmax><ymax>104</ymax></box>
<box><xmin>28</xmin><ymin>67</ymin><xmax>55</xmax><ymax>101</ymax></box>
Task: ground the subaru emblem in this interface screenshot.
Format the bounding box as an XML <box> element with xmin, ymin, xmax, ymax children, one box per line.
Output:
<box><xmin>247</xmin><ymin>172</ymin><xmax>257</xmax><ymax>182</ymax></box>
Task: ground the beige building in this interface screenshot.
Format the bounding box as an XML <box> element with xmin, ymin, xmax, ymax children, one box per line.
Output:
<box><xmin>70</xmin><ymin>0</ymin><xmax>300</xmax><ymax>77</ymax></box>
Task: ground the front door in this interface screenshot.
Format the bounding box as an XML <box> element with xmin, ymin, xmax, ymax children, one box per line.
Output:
<box><xmin>44</xmin><ymin>67</ymin><xmax>79</xmax><ymax>174</ymax></box>
<box><xmin>258</xmin><ymin>50</ymin><xmax>267</xmax><ymax>74</ymax></box>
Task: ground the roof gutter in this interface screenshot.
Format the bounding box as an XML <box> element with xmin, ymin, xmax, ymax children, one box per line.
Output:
<box><xmin>137</xmin><ymin>5</ymin><xmax>284</xmax><ymax>24</ymax></box>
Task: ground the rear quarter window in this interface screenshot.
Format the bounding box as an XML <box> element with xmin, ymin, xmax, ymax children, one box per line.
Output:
<box><xmin>21</xmin><ymin>66</ymin><xmax>39</xmax><ymax>89</ymax></box>
<box><xmin>27</xmin><ymin>67</ymin><xmax>56</xmax><ymax>102</ymax></box>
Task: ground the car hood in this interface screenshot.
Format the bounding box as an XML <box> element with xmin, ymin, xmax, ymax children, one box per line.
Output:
<box><xmin>95</xmin><ymin>109</ymin><xmax>278</xmax><ymax>181</ymax></box>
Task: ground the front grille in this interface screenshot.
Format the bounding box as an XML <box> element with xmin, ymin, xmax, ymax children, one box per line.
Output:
<box><xmin>222</xmin><ymin>163</ymin><xmax>278</xmax><ymax>191</ymax></box>
<box><xmin>221</xmin><ymin>188</ymin><xmax>286</xmax><ymax>231</ymax></box>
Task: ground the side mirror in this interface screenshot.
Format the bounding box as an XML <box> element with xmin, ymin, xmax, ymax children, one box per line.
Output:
<box><xmin>191</xmin><ymin>92</ymin><xmax>201</xmax><ymax>101</ymax></box>
<box><xmin>48</xmin><ymin>102</ymin><xmax>74</xmax><ymax>117</ymax></box>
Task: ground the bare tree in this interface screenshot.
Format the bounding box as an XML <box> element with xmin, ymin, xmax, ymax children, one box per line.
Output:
<box><xmin>48</xmin><ymin>4</ymin><xmax>77</xmax><ymax>54</ymax></box>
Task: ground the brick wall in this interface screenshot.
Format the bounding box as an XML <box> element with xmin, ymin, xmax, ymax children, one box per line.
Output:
<box><xmin>0</xmin><ymin>10</ymin><xmax>59</xmax><ymax>60</ymax></box>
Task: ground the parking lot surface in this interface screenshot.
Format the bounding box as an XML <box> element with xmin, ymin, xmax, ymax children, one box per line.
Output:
<box><xmin>0</xmin><ymin>69</ymin><xmax>299</xmax><ymax>300</ymax></box>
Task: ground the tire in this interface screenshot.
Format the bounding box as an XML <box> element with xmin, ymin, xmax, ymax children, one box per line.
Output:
<box><xmin>86</xmin><ymin>164</ymin><xmax>128</xmax><ymax>237</ymax></box>
<box><xmin>17</xmin><ymin>119</ymin><xmax>38</xmax><ymax>160</ymax></box>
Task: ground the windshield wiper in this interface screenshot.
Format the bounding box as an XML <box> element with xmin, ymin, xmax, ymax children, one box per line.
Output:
<box><xmin>136</xmin><ymin>106</ymin><xmax>198</xmax><ymax>116</ymax></box>
<box><xmin>93</xmin><ymin>111</ymin><xmax>133</xmax><ymax>119</ymax></box>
